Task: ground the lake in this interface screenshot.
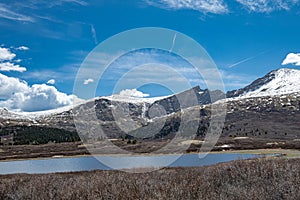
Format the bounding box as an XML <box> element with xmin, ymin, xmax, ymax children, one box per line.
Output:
<box><xmin>0</xmin><ymin>153</ymin><xmax>266</xmax><ymax>174</ymax></box>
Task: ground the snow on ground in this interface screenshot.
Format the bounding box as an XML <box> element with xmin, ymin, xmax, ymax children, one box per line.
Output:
<box><xmin>103</xmin><ymin>94</ymin><xmax>170</xmax><ymax>104</ymax></box>
<box><xmin>19</xmin><ymin>104</ymin><xmax>75</xmax><ymax>118</ymax></box>
<box><xmin>0</xmin><ymin>108</ymin><xmax>28</xmax><ymax>120</ymax></box>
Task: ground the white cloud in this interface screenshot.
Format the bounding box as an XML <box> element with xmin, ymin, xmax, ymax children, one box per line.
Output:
<box><xmin>145</xmin><ymin>0</ymin><xmax>228</xmax><ymax>14</ymax></box>
<box><xmin>47</xmin><ymin>79</ymin><xmax>56</xmax><ymax>84</ymax></box>
<box><xmin>236</xmin><ymin>0</ymin><xmax>299</xmax><ymax>13</ymax></box>
<box><xmin>17</xmin><ymin>84</ymin><xmax>76</xmax><ymax>112</ymax></box>
<box><xmin>119</xmin><ymin>89</ymin><xmax>150</xmax><ymax>98</ymax></box>
<box><xmin>282</xmin><ymin>53</ymin><xmax>300</xmax><ymax>66</ymax></box>
<box><xmin>0</xmin><ymin>47</ymin><xmax>16</xmax><ymax>61</ymax></box>
<box><xmin>0</xmin><ymin>73</ymin><xmax>76</xmax><ymax>112</ymax></box>
<box><xmin>16</xmin><ymin>46</ymin><xmax>29</xmax><ymax>51</ymax></box>
<box><xmin>0</xmin><ymin>4</ymin><xmax>34</xmax><ymax>22</ymax></box>
<box><xmin>83</xmin><ymin>78</ymin><xmax>94</xmax><ymax>85</ymax></box>
<box><xmin>0</xmin><ymin>45</ymin><xmax>76</xmax><ymax>111</ymax></box>
<box><xmin>0</xmin><ymin>62</ymin><xmax>26</xmax><ymax>72</ymax></box>
<box><xmin>0</xmin><ymin>46</ymin><xmax>27</xmax><ymax>72</ymax></box>
<box><xmin>0</xmin><ymin>73</ymin><xmax>29</xmax><ymax>99</ymax></box>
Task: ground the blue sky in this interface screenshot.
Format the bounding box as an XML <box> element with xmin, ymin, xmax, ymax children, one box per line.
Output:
<box><xmin>0</xmin><ymin>0</ymin><xmax>300</xmax><ymax>111</ymax></box>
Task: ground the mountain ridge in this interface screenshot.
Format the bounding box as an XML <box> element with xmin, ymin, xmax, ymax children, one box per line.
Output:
<box><xmin>0</xmin><ymin>68</ymin><xmax>299</xmax><ymax>119</ymax></box>
<box><xmin>0</xmin><ymin>67</ymin><xmax>300</xmax><ymax>145</ymax></box>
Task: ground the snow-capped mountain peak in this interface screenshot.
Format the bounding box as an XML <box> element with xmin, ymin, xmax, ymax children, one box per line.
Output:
<box><xmin>227</xmin><ymin>68</ymin><xmax>300</xmax><ymax>98</ymax></box>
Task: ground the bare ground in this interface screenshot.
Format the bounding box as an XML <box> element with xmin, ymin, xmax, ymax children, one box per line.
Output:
<box><xmin>1</xmin><ymin>137</ymin><xmax>300</xmax><ymax>161</ymax></box>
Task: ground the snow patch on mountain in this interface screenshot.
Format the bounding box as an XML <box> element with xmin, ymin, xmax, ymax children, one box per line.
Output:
<box><xmin>0</xmin><ymin>108</ymin><xmax>27</xmax><ymax>120</ymax></box>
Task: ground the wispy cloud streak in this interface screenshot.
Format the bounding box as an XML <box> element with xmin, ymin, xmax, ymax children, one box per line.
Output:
<box><xmin>91</xmin><ymin>24</ymin><xmax>98</xmax><ymax>45</ymax></box>
<box><xmin>145</xmin><ymin>0</ymin><xmax>228</xmax><ymax>14</ymax></box>
<box><xmin>169</xmin><ymin>33</ymin><xmax>177</xmax><ymax>52</ymax></box>
<box><xmin>228</xmin><ymin>56</ymin><xmax>255</xmax><ymax>68</ymax></box>
<box><xmin>236</xmin><ymin>0</ymin><xmax>300</xmax><ymax>13</ymax></box>
<box><xmin>227</xmin><ymin>50</ymin><xmax>269</xmax><ymax>68</ymax></box>
<box><xmin>0</xmin><ymin>4</ymin><xmax>34</xmax><ymax>22</ymax></box>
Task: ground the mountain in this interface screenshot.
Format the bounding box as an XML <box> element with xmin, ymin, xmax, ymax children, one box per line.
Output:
<box><xmin>227</xmin><ymin>68</ymin><xmax>300</xmax><ymax>98</ymax></box>
<box><xmin>148</xmin><ymin>86</ymin><xmax>225</xmax><ymax>118</ymax></box>
<box><xmin>1</xmin><ymin>68</ymin><xmax>300</xmax><ymax>146</ymax></box>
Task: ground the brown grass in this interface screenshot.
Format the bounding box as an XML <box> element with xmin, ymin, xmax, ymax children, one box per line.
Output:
<box><xmin>0</xmin><ymin>158</ymin><xmax>300</xmax><ymax>199</ymax></box>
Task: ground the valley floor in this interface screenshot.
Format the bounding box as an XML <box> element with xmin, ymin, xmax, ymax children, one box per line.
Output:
<box><xmin>1</xmin><ymin>137</ymin><xmax>300</xmax><ymax>161</ymax></box>
<box><xmin>0</xmin><ymin>157</ymin><xmax>299</xmax><ymax>199</ymax></box>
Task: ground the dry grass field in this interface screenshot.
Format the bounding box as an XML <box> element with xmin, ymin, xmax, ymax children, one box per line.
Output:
<box><xmin>0</xmin><ymin>157</ymin><xmax>299</xmax><ymax>199</ymax></box>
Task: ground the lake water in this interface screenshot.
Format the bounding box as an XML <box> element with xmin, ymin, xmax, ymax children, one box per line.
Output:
<box><xmin>0</xmin><ymin>153</ymin><xmax>265</xmax><ymax>174</ymax></box>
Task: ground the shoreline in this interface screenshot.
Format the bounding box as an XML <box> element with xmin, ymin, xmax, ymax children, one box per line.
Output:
<box><xmin>0</xmin><ymin>148</ymin><xmax>299</xmax><ymax>162</ymax></box>
<box><xmin>1</xmin><ymin>137</ymin><xmax>300</xmax><ymax>161</ymax></box>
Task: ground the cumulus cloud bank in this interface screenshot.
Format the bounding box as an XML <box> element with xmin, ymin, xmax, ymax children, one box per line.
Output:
<box><xmin>282</xmin><ymin>53</ymin><xmax>300</xmax><ymax>66</ymax></box>
<box><xmin>119</xmin><ymin>89</ymin><xmax>150</xmax><ymax>98</ymax></box>
<box><xmin>0</xmin><ymin>73</ymin><xmax>76</xmax><ymax>112</ymax></box>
